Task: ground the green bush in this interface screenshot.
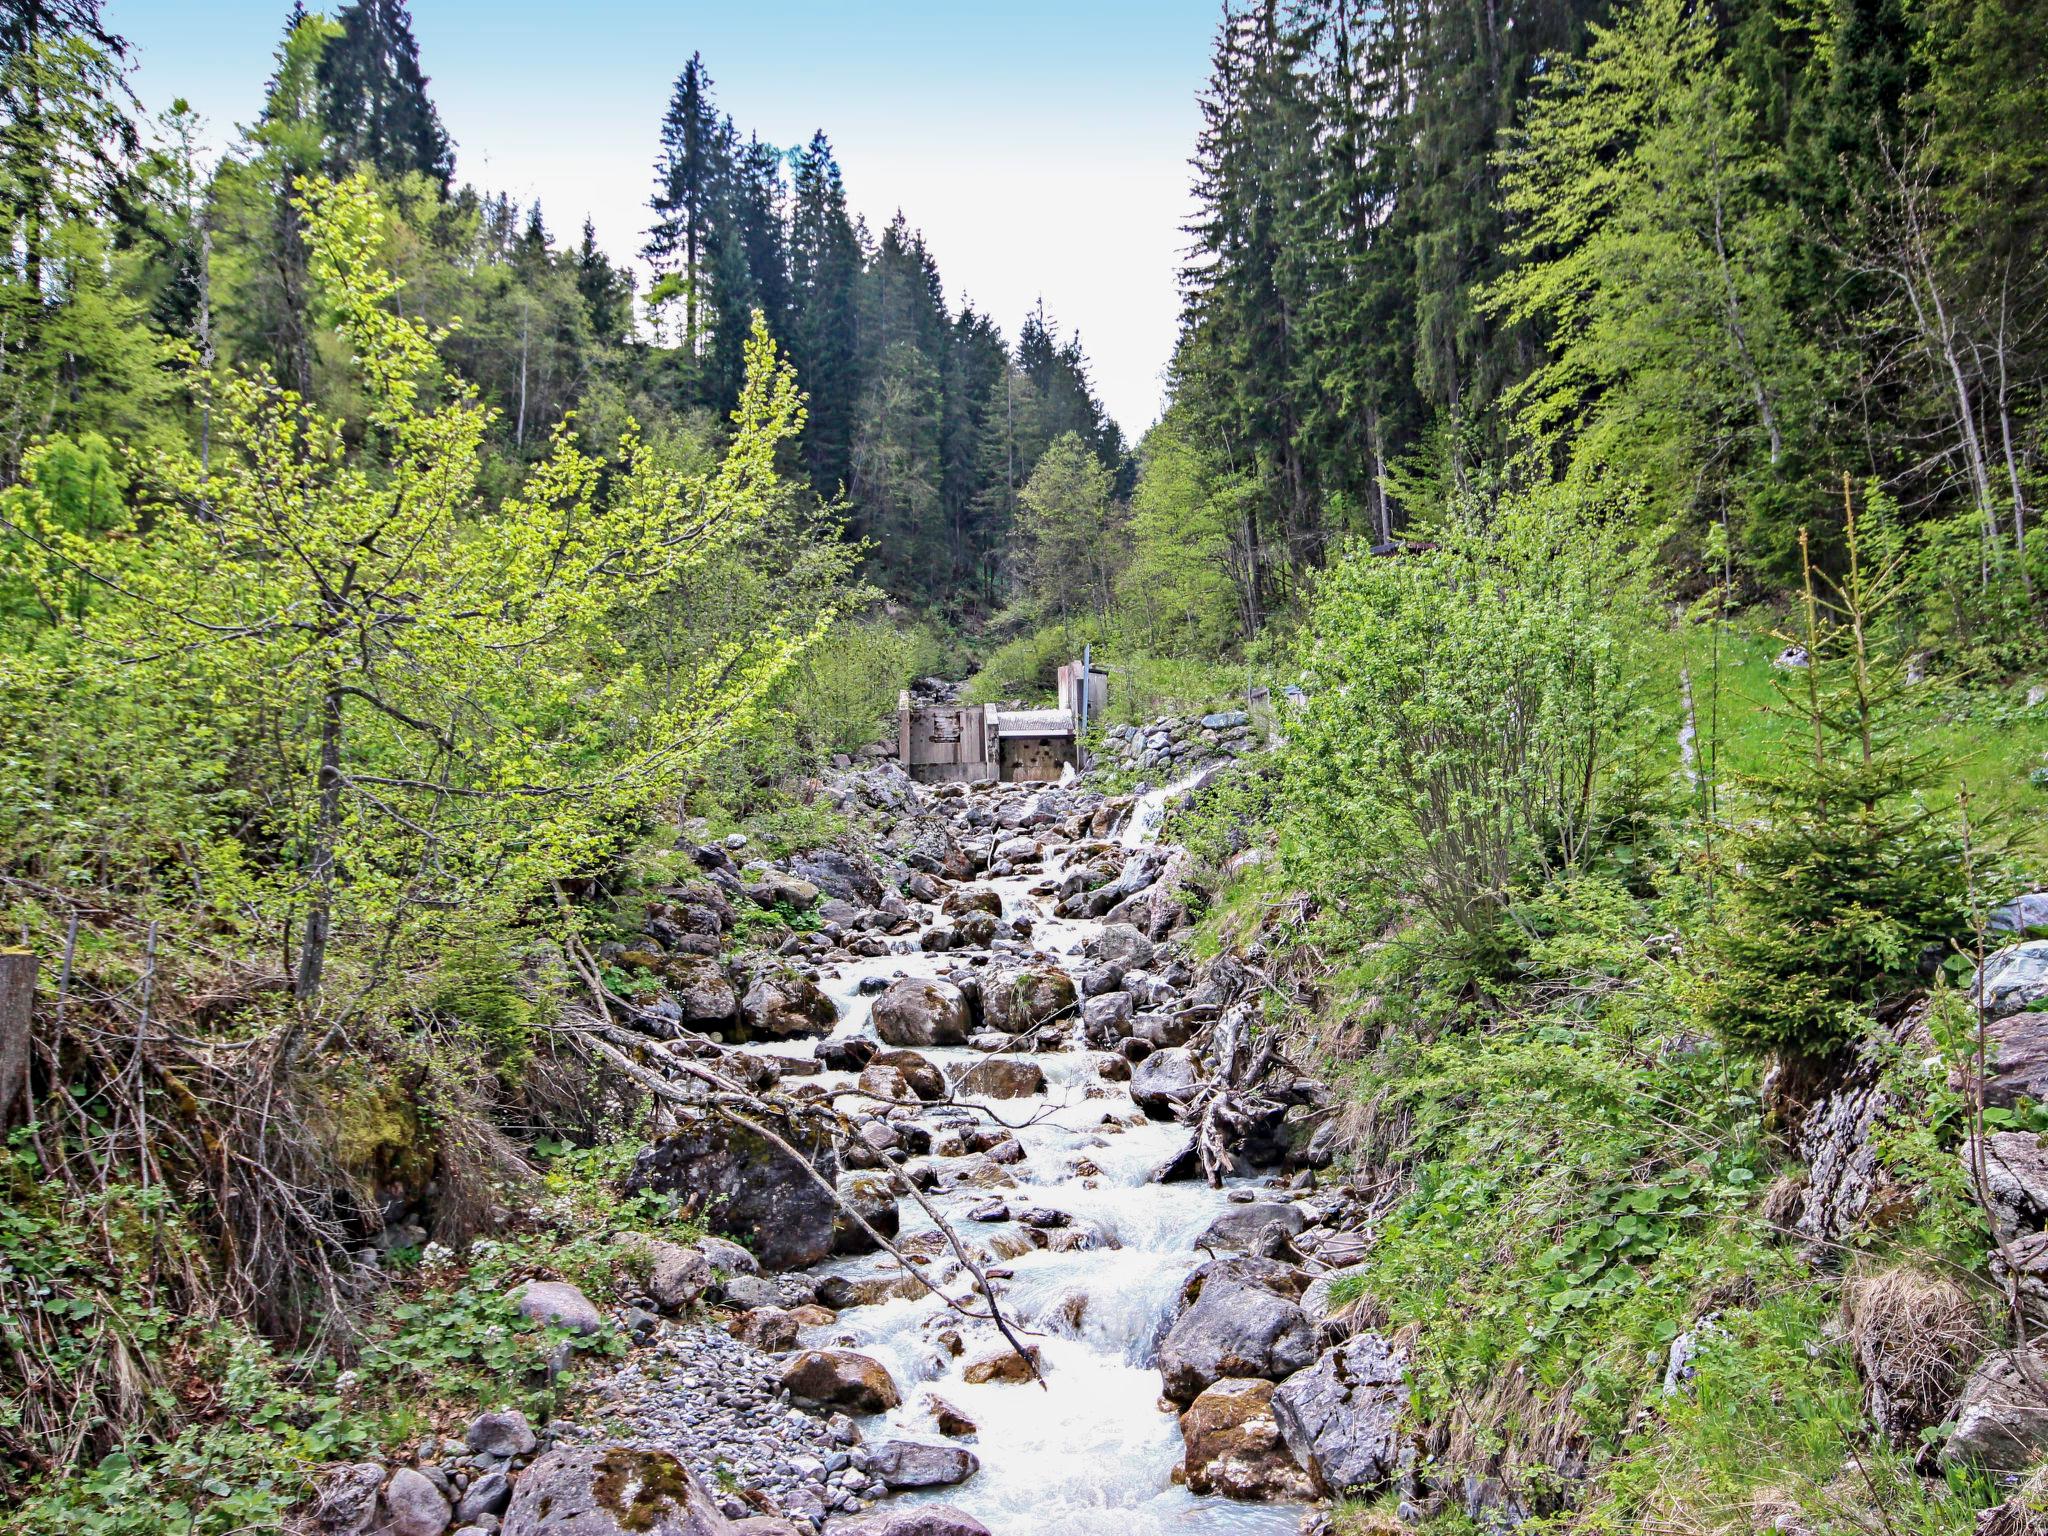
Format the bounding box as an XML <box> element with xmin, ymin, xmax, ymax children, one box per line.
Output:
<box><xmin>1284</xmin><ymin>484</ymin><xmax>1659</xmax><ymax>955</ymax></box>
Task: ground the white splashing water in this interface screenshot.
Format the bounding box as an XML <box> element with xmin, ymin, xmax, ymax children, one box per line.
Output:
<box><xmin>734</xmin><ymin>779</ymin><xmax>1301</xmax><ymax>1536</ymax></box>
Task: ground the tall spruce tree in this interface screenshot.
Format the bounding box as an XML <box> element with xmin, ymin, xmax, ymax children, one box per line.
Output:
<box><xmin>645</xmin><ymin>53</ymin><xmax>728</xmax><ymax>355</ymax></box>
<box><xmin>316</xmin><ymin>0</ymin><xmax>453</xmax><ymax>188</ymax></box>
<box><xmin>788</xmin><ymin>130</ymin><xmax>861</xmax><ymax>495</ymax></box>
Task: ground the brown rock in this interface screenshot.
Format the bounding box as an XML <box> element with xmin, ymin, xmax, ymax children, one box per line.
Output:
<box><xmin>954</xmin><ymin>1057</ymin><xmax>1047</xmax><ymax>1099</ymax></box>
<box><xmin>780</xmin><ymin>1348</ymin><xmax>902</xmax><ymax>1413</ymax></box>
<box><xmin>925</xmin><ymin>1393</ymin><xmax>977</xmax><ymax>1438</ymax></box>
<box><xmin>1180</xmin><ymin>1377</ymin><xmax>1318</xmax><ymax>1501</ymax></box>
<box><xmin>962</xmin><ymin>1343</ymin><xmax>1043</xmax><ymax>1384</ymax></box>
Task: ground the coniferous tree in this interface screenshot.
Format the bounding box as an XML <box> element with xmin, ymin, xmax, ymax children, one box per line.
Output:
<box><xmin>316</xmin><ymin>0</ymin><xmax>453</xmax><ymax>188</ymax></box>
<box><xmin>645</xmin><ymin>53</ymin><xmax>727</xmax><ymax>354</ymax></box>
<box><xmin>788</xmin><ymin>130</ymin><xmax>861</xmax><ymax>495</ymax></box>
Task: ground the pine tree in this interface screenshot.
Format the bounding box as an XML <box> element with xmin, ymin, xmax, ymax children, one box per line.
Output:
<box><xmin>1696</xmin><ymin>486</ymin><xmax>1972</xmax><ymax>1057</ymax></box>
<box><xmin>645</xmin><ymin>53</ymin><xmax>729</xmax><ymax>355</ymax></box>
<box><xmin>788</xmin><ymin>130</ymin><xmax>861</xmax><ymax>495</ymax></box>
<box><xmin>573</xmin><ymin>217</ymin><xmax>635</xmax><ymax>343</ymax></box>
<box><xmin>316</xmin><ymin>0</ymin><xmax>454</xmax><ymax>188</ymax></box>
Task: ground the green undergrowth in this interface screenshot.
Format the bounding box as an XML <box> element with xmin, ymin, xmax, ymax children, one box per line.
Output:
<box><xmin>6</xmin><ymin>1136</ymin><xmax>697</xmax><ymax>1536</ymax></box>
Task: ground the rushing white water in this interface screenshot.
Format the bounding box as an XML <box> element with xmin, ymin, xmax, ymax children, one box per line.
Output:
<box><xmin>1117</xmin><ymin>770</ymin><xmax>1210</xmax><ymax>850</ymax></box>
<box><xmin>736</xmin><ymin>783</ymin><xmax>1302</xmax><ymax>1536</ymax></box>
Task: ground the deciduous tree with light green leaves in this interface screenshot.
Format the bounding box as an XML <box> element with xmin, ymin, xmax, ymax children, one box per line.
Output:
<box><xmin>1487</xmin><ymin>0</ymin><xmax>1819</xmax><ymax>570</ymax></box>
<box><xmin>2</xmin><ymin>173</ymin><xmax>831</xmax><ymax>1004</ymax></box>
<box><xmin>1286</xmin><ymin>486</ymin><xmax>1659</xmax><ymax>955</ymax></box>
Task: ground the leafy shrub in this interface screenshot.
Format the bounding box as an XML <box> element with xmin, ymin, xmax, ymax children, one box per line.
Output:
<box><xmin>1285</xmin><ymin>484</ymin><xmax>1659</xmax><ymax>955</ymax></box>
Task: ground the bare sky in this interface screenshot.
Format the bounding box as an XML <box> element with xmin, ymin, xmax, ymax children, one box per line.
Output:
<box><xmin>107</xmin><ymin>0</ymin><xmax>1219</xmax><ymax>437</ymax></box>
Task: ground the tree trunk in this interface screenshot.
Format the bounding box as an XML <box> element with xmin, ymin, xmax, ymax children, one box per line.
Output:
<box><xmin>0</xmin><ymin>950</ymin><xmax>35</xmax><ymax>1128</ymax></box>
<box><xmin>294</xmin><ymin>687</ymin><xmax>345</xmax><ymax>1001</ymax></box>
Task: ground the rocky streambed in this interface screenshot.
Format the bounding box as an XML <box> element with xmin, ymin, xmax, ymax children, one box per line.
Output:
<box><xmin>321</xmin><ymin>764</ymin><xmax>1398</xmax><ymax>1536</ymax></box>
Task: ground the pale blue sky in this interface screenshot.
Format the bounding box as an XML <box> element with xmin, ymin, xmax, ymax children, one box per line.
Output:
<box><xmin>106</xmin><ymin>1</ymin><xmax>1221</xmax><ymax>435</ymax></box>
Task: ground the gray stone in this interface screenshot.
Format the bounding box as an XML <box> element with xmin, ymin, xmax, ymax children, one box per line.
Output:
<box><xmin>1201</xmin><ymin>711</ymin><xmax>1250</xmax><ymax>731</ymax></box>
<box><xmin>1974</xmin><ymin>942</ymin><xmax>2048</xmax><ymax>1020</ymax></box>
<box><xmin>1951</xmin><ymin>1012</ymin><xmax>2048</xmax><ymax>1110</ymax></box>
<box><xmin>1093</xmin><ymin>923</ymin><xmax>1157</xmax><ymax>970</ymax></box>
<box><xmin>500</xmin><ymin>1446</ymin><xmax>730</xmax><ymax>1536</ymax></box>
<box><xmin>1942</xmin><ymin>1348</ymin><xmax>2048</xmax><ymax>1471</ymax></box>
<box><xmin>833</xmin><ymin>1171</ymin><xmax>902</xmax><ymax>1254</ymax></box>
<box><xmin>871</xmin><ymin>977</ymin><xmax>972</xmax><ymax>1048</ymax></box>
<box><xmin>464</xmin><ymin>1409</ymin><xmax>538</xmax><ymax>1458</ymax></box>
<box><xmin>1196</xmin><ymin>1202</ymin><xmax>1310</xmax><ymax>1253</ymax></box>
<box><xmin>455</xmin><ymin>1471</ymin><xmax>512</xmax><ymax>1524</ymax></box>
<box><xmin>867</xmin><ymin>1439</ymin><xmax>980</xmax><ymax>1489</ymax></box>
<box><xmin>1991</xmin><ymin>893</ymin><xmax>2048</xmax><ymax>936</ymax></box>
<box><xmin>1080</xmin><ymin>991</ymin><xmax>1134</xmax><ymax>1045</ymax></box>
<box><xmin>508</xmin><ymin>1280</ymin><xmax>603</xmax><ymax>1335</ymax></box>
<box><xmin>823</xmin><ymin>1508</ymin><xmax>991</xmax><ymax>1536</ymax></box>
<box><xmin>383</xmin><ymin>1467</ymin><xmax>452</xmax><ymax>1536</ymax></box>
<box><xmin>1270</xmin><ymin>1334</ymin><xmax>1409</xmax><ymax>1496</ymax></box>
<box><xmin>1961</xmin><ymin>1132</ymin><xmax>2048</xmax><ymax>1242</ymax></box>
<box><xmin>1157</xmin><ymin>1280</ymin><xmax>1317</xmax><ymax>1405</ymax></box>
<box><xmin>644</xmin><ymin>1241</ymin><xmax>714</xmax><ymax>1312</ymax></box>
<box><xmin>979</xmin><ymin>967</ymin><xmax>1077</xmax><ymax>1034</ymax></box>
<box><xmin>1131</xmin><ymin>1047</ymin><xmax>1201</xmax><ymax>1119</ymax></box>
<box><xmin>313</xmin><ymin>1462</ymin><xmax>385</xmax><ymax>1535</ymax></box>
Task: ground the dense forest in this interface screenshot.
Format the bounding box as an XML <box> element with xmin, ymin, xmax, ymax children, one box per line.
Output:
<box><xmin>6</xmin><ymin>0</ymin><xmax>2048</xmax><ymax>1534</ymax></box>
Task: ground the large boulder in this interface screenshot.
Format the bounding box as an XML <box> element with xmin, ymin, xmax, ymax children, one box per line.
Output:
<box><xmin>1196</xmin><ymin>1202</ymin><xmax>1309</xmax><ymax>1254</ymax></box>
<box><xmin>1975</xmin><ymin>942</ymin><xmax>2048</xmax><ymax>1020</ymax></box>
<box><xmin>980</xmin><ymin>968</ymin><xmax>1078</xmax><ymax>1035</ymax></box>
<box><xmin>1942</xmin><ymin>1347</ymin><xmax>2048</xmax><ymax>1471</ymax></box>
<box><xmin>1131</xmin><ymin>1048</ymin><xmax>1201</xmax><ymax>1120</ymax></box>
<box><xmin>822</xmin><ymin>1508</ymin><xmax>991</xmax><ymax>1536</ymax></box>
<box><xmin>1157</xmin><ymin>1280</ymin><xmax>1317</xmax><ymax>1406</ymax></box>
<box><xmin>955</xmin><ymin>1057</ymin><xmax>1046</xmax><ymax>1099</ymax></box>
<box><xmin>1179</xmin><ymin>1378</ymin><xmax>1317</xmax><ymax>1501</ymax></box>
<box><xmin>500</xmin><ymin>1446</ymin><xmax>730</xmax><ymax>1536</ymax></box>
<box><xmin>662</xmin><ymin>956</ymin><xmax>738</xmax><ymax>1029</ymax></box>
<box><xmin>780</xmin><ymin>1349</ymin><xmax>902</xmax><ymax>1414</ymax></box>
<box><xmin>627</xmin><ymin>1118</ymin><xmax>839</xmax><ymax>1270</ymax></box>
<box><xmin>867</xmin><ymin>1439</ymin><xmax>980</xmax><ymax>1490</ymax></box>
<box><xmin>1270</xmin><ymin>1333</ymin><xmax>1409</xmax><ymax>1496</ymax></box>
<box><xmin>508</xmin><ymin>1279</ymin><xmax>604</xmax><ymax>1335</ymax></box>
<box><xmin>872</xmin><ymin>977</ymin><xmax>972</xmax><ymax>1048</ymax></box>
<box><xmin>738</xmin><ymin>971</ymin><xmax>838</xmax><ymax>1042</ymax></box>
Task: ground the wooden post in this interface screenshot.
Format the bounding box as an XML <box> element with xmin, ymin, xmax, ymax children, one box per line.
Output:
<box><xmin>0</xmin><ymin>950</ymin><xmax>34</xmax><ymax>1127</ymax></box>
